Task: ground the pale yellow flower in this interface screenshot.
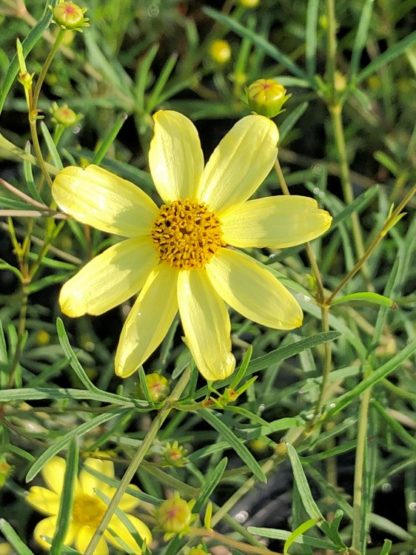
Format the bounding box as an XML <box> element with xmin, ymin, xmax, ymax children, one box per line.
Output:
<box><xmin>52</xmin><ymin>110</ymin><xmax>331</xmax><ymax>381</ymax></box>
<box><xmin>26</xmin><ymin>457</ymin><xmax>152</xmax><ymax>554</ymax></box>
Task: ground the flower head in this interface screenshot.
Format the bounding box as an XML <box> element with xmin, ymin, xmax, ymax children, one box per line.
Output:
<box><xmin>26</xmin><ymin>457</ymin><xmax>152</xmax><ymax>554</ymax></box>
<box><xmin>52</xmin><ymin>1</ymin><xmax>89</xmax><ymax>31</ymax></box>
<box><xmin>208</xmin><ymin>39</ymin><xmax>232</xmax><ymax>65</ymax></box>
<box><xmin>247</xmin><ymin>78</ymin><xmax>291</xmax><ymax>117</ymax></box>
<box><xmin>156</xmin><ymin>492</ymin><xmax>195</xmax><ymax>538</ymax></box>
<box><xmin>52</xmin><ymin>110</ymin><xmax>331</xmax><ymax>381</ymax></box>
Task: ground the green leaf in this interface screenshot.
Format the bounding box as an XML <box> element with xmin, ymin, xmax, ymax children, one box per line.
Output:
<box><xmin>203</xmin><ymin>7</ymin><xmax>308</xmax><ymax>80</ymax></box>
<box><xmin>287</xmin><ymin>444</ymin><xmax>324</xmax><ymax>522</ymax></box>
<box><xmin>248</xmin><ymin>332</ymin><xmax>340</xmax><ymax>375</ymax></box>
<box><xmin>372</xmin><ymin>399</ymin><xmax>416</xmax><ymax>450</ymax></box>
<box><xmin>0</xmin><ymin>386</ymin><xmax>141</xmax><ymax>406</ymax></box>
<box><xmin>0</xmin><ymin>519</ymin><xmax>34</xmax><ymax>555</ymax></box>
<box><xmin>379</xmin><ymin>539</ymin><xmax>393</xmax><ymax>555</ymax></box>
<box><xmin>50</xmin><ymin>440</ymin><xmax>79</xmax><ymax>555</ymax></box>
<box><xmin>247</xmin><ymin>527</ymin><xmax>335</xmax><ymax>550</ymax></box>
<box><xmin>357</xmin><ymin>30</ymin><xmax>416</xmax><ymax>84</ymax></box>
<box><xmin>284</xmin><ymin>518</ymin><xmax>320</xmax><ymax>554</ymax></box>
<box><xmin>331</xmin><ymin>292</ymin><xmax>396</xmax><ymax>308</ymax></box>
<box><xmin>194</xmin><ymin>457</ymin><xmax>228</xmax><ymax>512</ymax></box>
<box><xmin>23</xmin><ymin>142</ymin><xmax>44</xmax><ymax>203</ymax></box>
<box><xmin>350</xmin><ymin>0</ymin><xmax>375</xmax><ymax>79</ymax></box>
<box><xmin>0</xmin><ymin>0</ymin><xmax>58</xmax><ymax>114</ymax></box>
<box><xmin>325</xmin><ymin>338</ymin><xmax>416</xmax><ymax>419</ymax></box>
<box><xmin>146</xmin><ymin>53</ymin><xmax>178</xmax><ymax>112</ymax></box>
<box><xmin>134</xmin><ymin>43</ymin><xmax>159</xmax><ymax>111</ymax></box>
<box><xmin>40</xmin><ymin>122</ymin><xmax>63</xmax><ymax>170</ymax></box>
<box><xmin>279</xmin><ymin>102</ymin><xmax>308</xmax><ymax>143</ymax></box>
<box><xmin>230</xmin><ymin>345</ymin><xmax>253</xmax><ymax>390</ymax></box>
<box><xmin>26</xmin><ymin>408</ymin><xmax>127</xmax><ymax>482</ymax></box>
<box><xmin>199</xmin><ymin>409</ymin><xmax>266</xmax><ymax>483</ymax></box>
<box><xmin>92</xmin><ymin>112</ymin><xmax>128</xmax><ymax>165</ymax></box>
<box><xmin>305</xmin><ymin>0</ymin><xmax>320</xmax><ymax>76</ymax></box>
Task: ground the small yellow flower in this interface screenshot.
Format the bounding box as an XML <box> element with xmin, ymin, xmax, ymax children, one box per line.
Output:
<box><xmin>26</xmin><ymin>457</ymin><xmax>152</xmax><ymax>554</ymax></box>
<box><xmin>52</xmin><ymin>110</ymin><xmax>332</xmax><ymax>381</ymax></box>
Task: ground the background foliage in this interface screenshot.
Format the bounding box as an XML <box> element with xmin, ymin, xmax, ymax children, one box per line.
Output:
<box><xmin>0</xmin><ymin>0</ymin><xmax>416</xmax><ymax>554</ymax></box>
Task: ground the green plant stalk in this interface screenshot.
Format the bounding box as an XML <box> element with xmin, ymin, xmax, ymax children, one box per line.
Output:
<box><xmin>189</xmin><ymin>527</ymin><xmax>281</xmax><ymax>555</ymax></box>
<box><xmin>84</xmin><ymin>366</ymin><xmax>192</xmax><ymax>555</ymax></box>
<box><xmin>351</xmin><ymin>385</ymin><xmax>371</xmax><ymax>553</ymax></box>
<box><xmin>325</xmin><ymin>0</ymin><xmax>368</xmax><ymax>280</ymax></box>
<box><xmin>7</xmin><ymin>281</ymin><xmax>29</xmax><ymax>388</ymax></box>
<box><xmin>274</xmin><ymin>159</ymin><xmax>331</xmax><ymax>418</ymax></box>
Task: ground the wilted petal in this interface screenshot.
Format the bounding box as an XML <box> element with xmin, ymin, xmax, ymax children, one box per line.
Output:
<box><xmin>178</xmin><ymin>269</ymin><xmax>235</xmax><ymax>381</ymax></box>
<box><xmin>221</xmin><ymin>196</ymin><xmax>332</xmax><ymax>248</ymax></box>
<box><xmin>52</xmin><ymin>165</ymin><xmax>158</xmax><ymax>237</ymax></box>
<box><xmin>115</xmin><ymin>264</ymin><xmax>178</xmax><ymax>378</ymax></box>
<box><xmin>207</xmin><ymin>248</ymin><xmax>303</xmax><ymax>329</ymax></box>
<box><xmin>198</xmin><ymin>115</ymin><xmax>278</xmax><ymax>212</ymax></box>
<box><xmin>59</xmin><ymin>237</ymin><xmax>158</xmax><ymax>317</ymax></box>
<box><xmin>149</xmin><ymin>110</ymin><xmax>204</xmax><ymax>202</ymax></box>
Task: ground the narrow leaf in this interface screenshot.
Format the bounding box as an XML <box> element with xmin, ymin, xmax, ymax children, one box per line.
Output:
<box><xmin>350</xmin><ymin>0</ymin><xmax>375</xmax><ymax>79</ymax></box>
<box><xmin>200</xmin><ymin>410</ymin><xmax>266</xmax><ymax>483</ymax></box>
<box><xmin>194</xmin><ymin>457</ymin><xmax>228</xmax><ymax>512</ymax></box>
<box><xmin>305</xmin><ymin>0</ymin><xmax>320</xmax><ymax>76</ymax></box>
<box><xmin>331</xmin><ymin>292</ymin><xmax>396</xmax><ymax>308</ymax></box>
<box><xmin>0</xmin><ymin>519</ymin><xmax>34</xmax><ymax>555</ymax></box>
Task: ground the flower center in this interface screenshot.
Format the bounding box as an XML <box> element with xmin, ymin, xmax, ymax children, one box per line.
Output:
<box><xmin>151</xmin><ymin>199</ymin><xmax>224</xmax><ymax>269</ymax></box>
<box><xmin>72</xmin><ymin>494</ymin><xmax>106</xmax><ymax>528</ymax></box>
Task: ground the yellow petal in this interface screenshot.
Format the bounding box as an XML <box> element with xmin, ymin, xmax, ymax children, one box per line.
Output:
<box><xmin>149</xmin><ymin>110</ymin><xmax>204</xmax><ymax>202</ymax></box>
<box><xmin>178</xmin><ymin>269</ymin><xmax>235</xmax><ymax>381</ymax></box>
<box><xmin>119</xmin><ymin>484</ymin><xmax>141</xmax><ymax>512</ymax></box>
<box><xmin>75</xmin><ymin>526</ymin><xmax>109</xmax><ymax>555</ymax></box>
<box><xmin>40</xmin><ymin>456</ymin><xmax>67</xmax><ymax>494</ymax></box>
<box><xmin>106</xmin><ymin>515</ymin><xmax>152</xmax><ymax>554</ymax></box>
<box><xmin>52</xmin><ymin>165</ymin><xmax>158</xmax><ymax>237</ymax></box>
<box><xmin>80</xmin><ymin>458</ymin><xmax>115</xmax><ymax>496</ymax></box>
<box><xmin>115</xmin><ymin>264</ymin><xmax>178</xmax><ymax>378</ymax></box>
<box><xmin>26</xmin><ymin>486</ymin><xmax>60</xmax><ymax>516</ymax></box>
<box><xmin>207</xmin><ymin>249</ymin><xmax>303</xmax><ymax>329</ymax></box>
<box><xmin>33</xmin><ymin>517</ymin><xmax>77</xmax><ymax>550</ymax></box>
<box><xmin>198</xmin><ymin>115</ymin><xmax>278</xmax><ymax>212</ymax></box>
<box><xmin>59</xmin><ymin>237</ymin><xmax>158</xmax><ymax>317</ymax></box>
<box><xmin>221</xmin><ymin>196</ymin><xmax>332</xmax><ymax>248</ymax></box>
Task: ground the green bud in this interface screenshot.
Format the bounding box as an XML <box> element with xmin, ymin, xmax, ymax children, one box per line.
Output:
<box><xmin>239</xmin><ymin>0</ymin><xmax>260</xmax><ymax>7</ymax></box>
<box><xmin>51</xmin><ymin>103</ymin><xmax>79</xmax><ymax>127</ymax></box>
<box><xmin>52</xmin><ymin>1</ymin><xmax>89</xmax><ymax>31</ymax></box>
<box><xmin>247</xmin><ymin>78</ymin><xmax>290</xmax><ymax>118</ymax></box>
<box><xmin>139</xmin><ymin>372</ymin><xmax>170</xmax><ymax>403</ymax></box>
<box><xmin>156</xmin><ymin>493</ymin><xmax>194</xmax><ymax>535</ymax></box>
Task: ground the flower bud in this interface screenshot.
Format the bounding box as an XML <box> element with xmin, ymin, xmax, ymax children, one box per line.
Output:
<box><xmin>238</xmin><ymin>0</ymin><xmax>260</xmax><ymax>7</ymax></box>
<box><xmin>0</xmin><ymin>460</ymin><xmax>13</xmax><ymax>488</ymax></box>
<box><xmin>162</xmin><ymin>441</ymin><xmax>188</xmax><ymax>467</ymax></box>
<box><xmin>209</xmin><ymin>39</ymin><xmax>232</xmax><ymax>65</ymax></box>
<box><xmin>51</xmin><ymin>103</ymin><xmax>79</xmax><ymax>127</ymax></box>
<box><xmin>140</xmin><ymin>372</ymin><xmax>170</xmax><ymax>403</ymax></box>
<box><xmin>52</xmin><ymin>2</ymin><xmax>89</xmax><ymax>31</ymax></box>
<box><xmin>247</xmin><ymin>78</ymin><xmax>290</xmax><ymax>118</ymax></box>
<box><xmin>156</xmin><ymin>493</ymin><xmax>193</xmax><ymax>535</ymax></box>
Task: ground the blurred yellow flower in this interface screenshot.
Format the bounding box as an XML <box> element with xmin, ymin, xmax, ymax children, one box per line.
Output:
<box><xmin>52</xmin><ymin>110</ymin><xmax>331</xmax><ymax>381</ymax></box>
<box><xmin>208</xmin><ymin>39</ymin><xmax>232</xmax><ymax>64</ymax></box>
<box><xmin>26</xmin><ymin>457</ymin><xmax>151</xmax><ymax>554</ymax></box>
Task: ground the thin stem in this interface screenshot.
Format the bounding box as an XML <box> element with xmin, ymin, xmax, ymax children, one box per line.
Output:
<box><xmin>329</xmin><ymin>105</ymin><xmax>367</xmax><ymax>270</ymax></box>
<box><xmin>351</xmin><ymin>385</ymin><xmax>371</xmax><ymax>552</ymax></box>
<box><xmin>84</xmin><ymin>367</ymin><xmax>192</xmax><ymax>555</ymax></box>
<box><xmin>189</xmin><ymin>528</ymin><xmax>281</xmax><ymax>555</ymax></box>
<box><xmin>7</xmin><ymin>281</ymin><xmax>29</xmax><ymax>387</ymax></box>
<box><xmin>32</xmin><ymin>30</ymin><xmax>65</xmax><ymax>108</ymax></box>
<box><xmin>325</xmin><ymin>0</ymin><xmax>337</xmax><ymax>99</ymax></box>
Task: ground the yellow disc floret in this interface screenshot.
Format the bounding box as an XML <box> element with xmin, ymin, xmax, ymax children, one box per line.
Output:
<box><xmin>72</xmin><ymin>494</ymin><xmax>105</xmax><ymax>528</ymax></box>
<box><xmin>151</xmin><ymin>199</ymin><xmax>224</xmax><ymax>269</ymax></box>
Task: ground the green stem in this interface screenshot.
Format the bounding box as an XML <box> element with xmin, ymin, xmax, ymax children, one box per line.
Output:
<box><xmin>351</xmin><ymin>385</ymin><xmax>371</xmax><ymax>552</ymax></box>
<box><xmin>32</xmin><ymin>30</ymin><xmax>64</xmax><ymax>108</ymax></box>
<box><xmin>325</xmin><ymin>0</ymin><xmax>337</xmax><ymax>98</ymax></box>
<box><xmin>7</xmin><ymin>281</ymin><xmax>29</xmax><ymax>388</ymax></box>
<box><xmin>84</xmin><ymin>367</ymin><xmax>192</xmax><ymax>555</ymax></box>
